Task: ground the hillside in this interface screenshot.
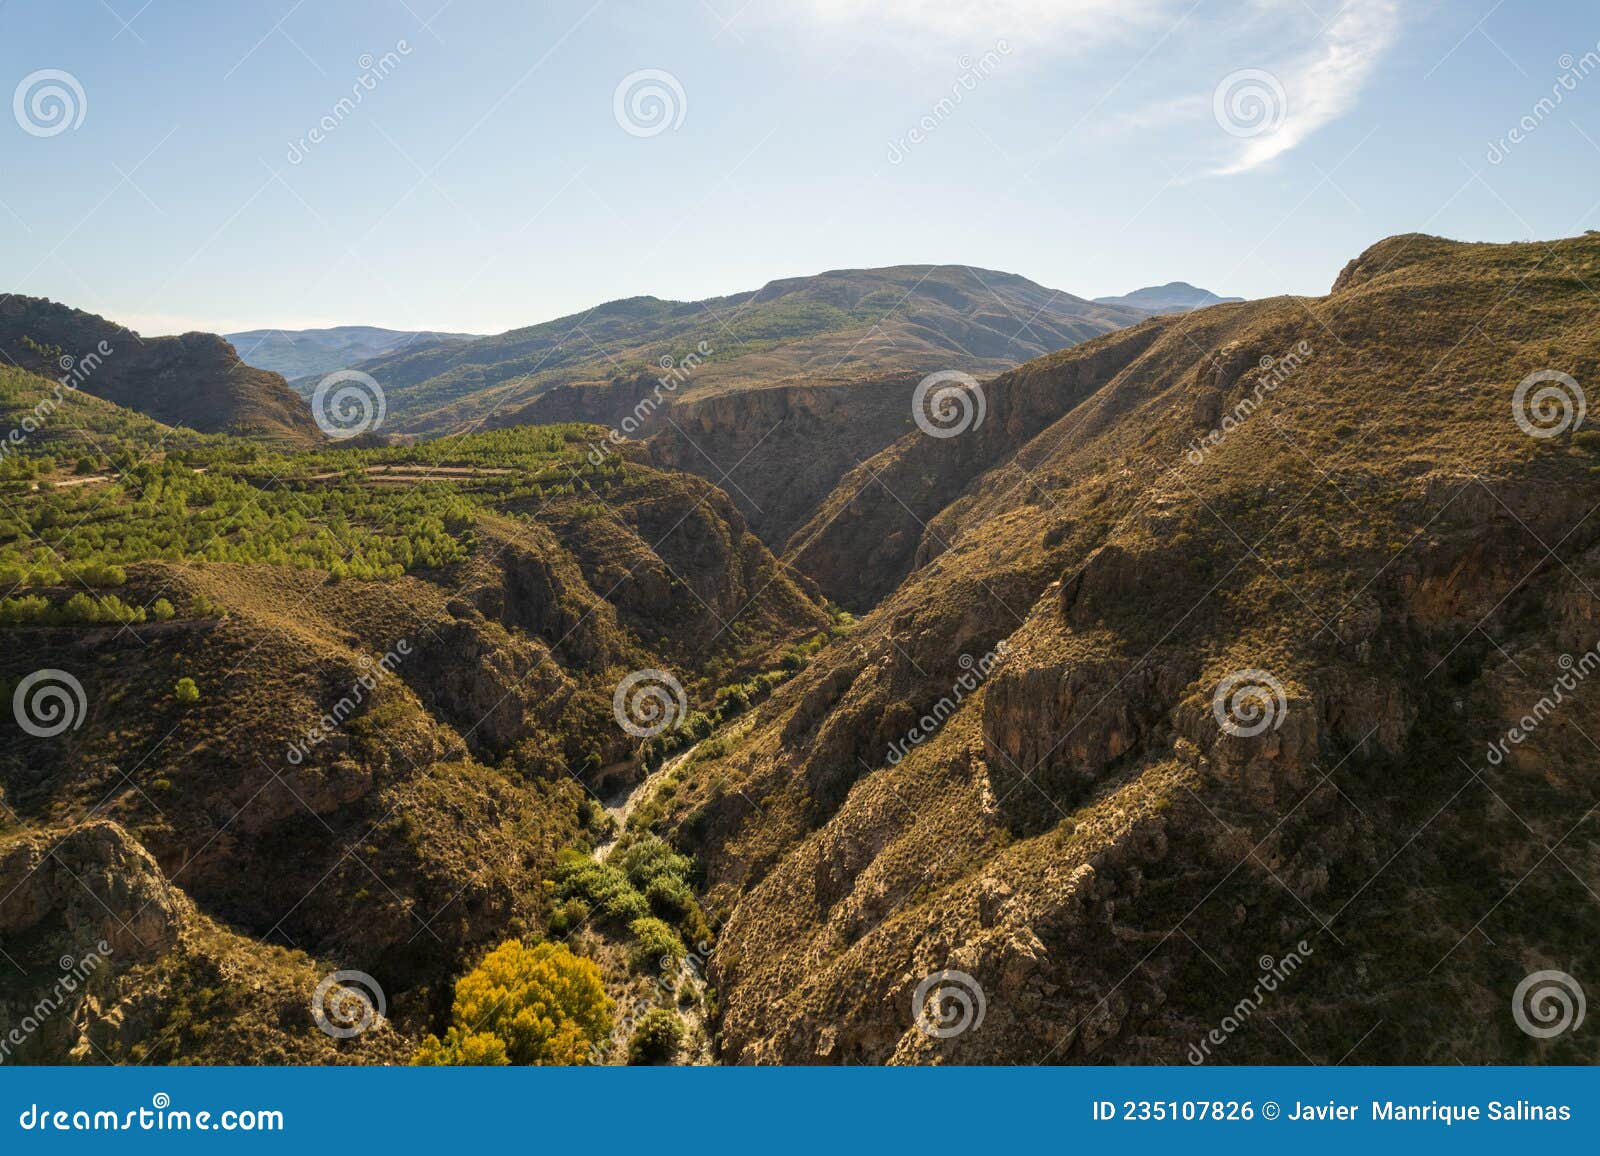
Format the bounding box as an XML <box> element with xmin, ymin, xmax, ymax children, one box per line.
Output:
<box><xmin>1094</xmin><ymin>282</ymin><xmax>1244</xmax><ymax>314</ymax></box>
<box><xmin>227</xmin><ymin>326</ymin><xmax>482</xmax><ymax>382</ymax></box>
<box><xmin>317</xmin><ymin>266</ymin><xmax>1146</xmax><ymax>437</ymax></box>
<box><xmin>6</xmin><ymin>233</ymin><xmax>1599</xmax><ymax>1068</ymax></box>
<box><xmin>0</xmin><ymin>296</ymin><xmax>322</xmax><ymax>447</ymax></box>
<box><xmin>634</xmin><ymin>232</ymin><xmax>1600</xmax><ymax>1064</ymax></box>
<box><xmin>0</xmin><ymin>372</ymin><xmax>828</xmax><ymax>1062</ymax></box>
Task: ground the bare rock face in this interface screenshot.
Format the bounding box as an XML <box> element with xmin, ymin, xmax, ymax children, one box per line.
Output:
<box><xmin>466</xmin><ymin>520</ymin><xmax>628</xmax><ymax>672</ymax></box>
<box><xmin>983</xmin><ymin>653</ymin><xmax>1168</xmax><ymax>827</ymax></box>
<box><xmin>0</xmin><ymin>821</ymin><xmax>414</xmax><ymax>1065</ymax></box>
<box><xmin>407</xmin><ymin>612</ymin><xmax>570</xmax><ymax>755</ymax></box>
<box><xmin>0</xmin><ymin>820</ymin><xmax>189</xmax><ymax>961</ymax></box>
<box><xmin>785</xmin><ymin>323</ymin><xmax>1165</xmax><ymax>611</ymax></box>
<box><xmin>649</xmin><ymin>375</ymin><xmax>920</xmax><ymax>548</ymax></box>
<box><xmin>0</xmin><ymin>822</ymin><xmax>188</xmax><ymax>1063</ymax></box>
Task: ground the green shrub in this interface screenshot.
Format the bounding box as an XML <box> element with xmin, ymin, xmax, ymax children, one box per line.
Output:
<box><xmin>552</xmin><ymin>853</ymin><xmax>650</xmax><ymax>926</ymax></box>
<box><xmin>644</xmin><ymin>874</ymin><xmax>693</xmax><ymax>920</ymax></box>
<box><xmin>173</xmin><ymin>677</ymin><xmax>200</xmax><ymax>705</ymax></box>
<box><xmin>626</xmin><ymin>1007</ymin><xmax>683</xmax><ymax>1065</ymax></box>
<box><xmin>628</xmin><ymin>916</ymin><xmax>685</xmax><ymax>970</ymax></box>
<box><xmin>547</xmin><ymin>897</ymin><xmax>589</xmax><ymax>936</ymax></box>
<box><xmin>615</xmin><ymin>836</ymin><xmax>694</xmax><ymax>892</ymax></box>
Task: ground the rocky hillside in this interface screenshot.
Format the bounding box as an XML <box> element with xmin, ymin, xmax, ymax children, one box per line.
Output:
<box><xmin>318</xmin><ymin>266</ymin><xmax>1145</xmax><ymax>437</ymax></box>
<box><xmin>640</xmin><ymin>233</ymin><xmax>1600</xmax><ymax>1064</ymax></box>
<box><xmin>646</xmin><ymin>372</ymin><xmax>922</xmax><ymax>549</ymax></box>
<box><xmin>0</xmin><ymin>382</ymin><xmax>826</xmax><ymax>1063</ymax></box>
<box><xmin>7</xmin><ymin>233</ymin><xmax>1598</xmax><ymax>1068</ymax></box>
<box><xmin>1</xmin><ymin>296</ymin><xmax>322</xmax><ymax>446</ymax></box>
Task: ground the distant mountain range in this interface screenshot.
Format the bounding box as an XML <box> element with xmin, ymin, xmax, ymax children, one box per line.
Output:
<box><xmin>1093</xmin><ymin>281</ymin><xmax>1243</xmax><ymax>313</ymax></box>
<box><xmin>225</xmin><ymin>325</ymin><xmax>482</xmax><ymax>382</ymax></box>
<box><xmin>0</xmin><ymin>296</ymin><xmax>321</xmax><ymax>446</ymax></box>
<box><xmin>292</xmin><ymin>266</ymin><xmax>1156</xmax><ymax>436</ymax></box>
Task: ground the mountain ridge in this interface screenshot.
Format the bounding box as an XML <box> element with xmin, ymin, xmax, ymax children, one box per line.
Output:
<box><xmin>227</xmin><ymin>325</ymin><xmax>483</xmax><ymax>382</ymax></box>
<box><xmin>0</xmin><ymin>296</ymin><xmax>322</xmax><ymax>446</ymax></box>
<box><xmin>303</xmin><ymin>265</ymin><xmax>1149</xmax><ymax>437</ymax></box>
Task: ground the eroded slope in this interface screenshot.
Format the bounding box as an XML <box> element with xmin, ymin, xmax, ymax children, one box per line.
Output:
<box><xmin>654</xmin><ymin>233</ymin><xmax>1600</xmax><ymax>1064</ymax></box>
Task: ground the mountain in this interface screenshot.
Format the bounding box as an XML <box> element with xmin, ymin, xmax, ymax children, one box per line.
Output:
<box><xmin>316</xmin><ymin>266</ymin><xmax>1148</xmax><ymax>437</ymax></box>
<box><xmin>6</xmin><ymin>232</ymin><xmax>1600</xmax><ymax>1067</ymax></box>
<box><xmin>653</xmin><ymin>232</ymin><xmax>1600</xmax><ymax>1063</ymax></box>
<box><xmin>0</xmin><ymin>296</ymin><xmax>321</xmax><ymax>446</ymax></box>
<box><xmin>226</xmin><ymin>325</ymin><xmax>482</xmax><ymax>382</ymax></box>
<box><xmin>1094</xmin><ymin>281</ymin><xmax>1244</xmax><ymax>314</ymax></box>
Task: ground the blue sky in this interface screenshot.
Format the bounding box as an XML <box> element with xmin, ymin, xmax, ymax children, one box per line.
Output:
<box><xmin>2</xmin><ymin>0</ymin><xmax>1599</xmax><ymax>335</ymax></box>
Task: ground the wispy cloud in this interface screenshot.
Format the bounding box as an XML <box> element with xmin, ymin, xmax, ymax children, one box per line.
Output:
<box><xmin>1211</xmin><ymin>0</ymin><xmax>1401</xmax><ymax>176</ymax></box>
<box><xmin>773</xmin><ymin>0</ymin><xmax>1401</xmax><ymax>177</ymax></box>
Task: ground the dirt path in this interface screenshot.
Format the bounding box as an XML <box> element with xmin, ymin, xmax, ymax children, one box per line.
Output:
<box><xmin>304</xmin><ymin>465</ymin><xmax>520</xmax><ymax>482</ymax></box>
<box><xmin>30</xmin><ymin>474</ymin><xmax>112</xmax><ymax>490</ymax></box>
<box><xmin>590</xmin><ymin>742</ymin><xmax>700</xmax><ymax>864</ymax></box>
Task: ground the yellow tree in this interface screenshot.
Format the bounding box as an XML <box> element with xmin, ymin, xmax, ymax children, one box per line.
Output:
<box><xmin>412</xmin><ymin>940</ymin><xmax>612</xmax><ymax>1066</ymax></box>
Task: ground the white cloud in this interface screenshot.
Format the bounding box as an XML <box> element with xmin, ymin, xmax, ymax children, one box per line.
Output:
<box><xmin>771</xmin><ymin>0</ymin><xmax>1401</xmax><ymax>177</ymax></box>
<box><xmin>1210</xmin><ymin>0</ymin><xmax>1401</xmax><ymax>175</ymax></box>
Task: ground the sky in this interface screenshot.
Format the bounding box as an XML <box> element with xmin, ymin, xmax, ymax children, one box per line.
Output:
<box><xmin>2</xmin><ymin>0</ymin><xmax>1599</xmax><ymax>336</ymax></box>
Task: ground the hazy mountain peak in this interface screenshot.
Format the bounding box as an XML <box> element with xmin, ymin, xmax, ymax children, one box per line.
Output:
<box><xmin>226</xmin><ymin>324</ymin><xmax>483</xmax><ymax>380</ymax></box>
<box><xmin>1092</xmin><ymin>281</ymin><xmax>1244</xmax><ymax>314</ymax></box>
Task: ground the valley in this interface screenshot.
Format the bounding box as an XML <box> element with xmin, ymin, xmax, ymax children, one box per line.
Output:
<box><xmin>3</xmin><ymin>234</ymin><xmax>1599</xmax><ymax>1067</ymax></box>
